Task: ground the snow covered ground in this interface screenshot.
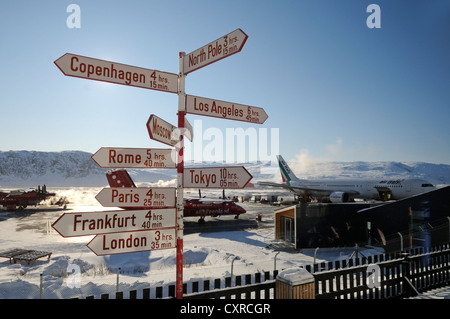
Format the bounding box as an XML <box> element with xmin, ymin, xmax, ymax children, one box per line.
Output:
<box><xmin>0</xmin><ymin>187</ymin><xmax>448</xmax><ymax>299</ymax></box>
<box><xmin>0</xmin><ymin>187</ymin><xmax>383</xmax><ymax>299</ymax></box>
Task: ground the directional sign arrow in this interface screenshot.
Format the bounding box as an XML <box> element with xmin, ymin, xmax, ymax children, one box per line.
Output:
<box><xmin>52</xmin><ymin>208</ymin><xmax>176</xmax><ymax>238</ymax></box>
<box><xmin>184</xmin><ymin>28</ymin><xmax>248</xmax><ymax>75</ymax></box>
<box><xmin>54</xmin><ymin>53</ymin><xmax>178</xmax><ymax>93</ymax></box>
<box><xmin>91</xmin><ymin>147</ymin><xmax>175</xmax><ymax>169</ymax></box>
<box><xmin>95</xmin><ymin>187</ymin><xmax>176</xmax><ymax>208</ymax></box>
<box><xmin>184</xmin><ymin>117</ymin><xmax>193</xmax><ymax>142</ymax></box>
<box><xmin>184</xmin><ymin>166</ymin><xmax>252</xmax><ymax>189</ymax></box>
<box><xmin>185</xmin><ymin>95</ymin><xmax>268</xmax><ymax>124</ymax></box>
<box><xmin>146</xmin><ymin>114</ymin><xmax>178</xmax><ymax>147</ymax></box>
<box><xmin>87</xmin><ymin>228</ymin><xmax>176</xmax><ymax>256</ymax></box>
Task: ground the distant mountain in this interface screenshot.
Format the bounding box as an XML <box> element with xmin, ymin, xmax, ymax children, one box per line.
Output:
<box><xmin>0</xmin><ymin>151</ymin><xmax>174</xmax><ymax>187</ymax></box>
<box><xmin>0</xmin><ymin>151</ymin><xmax>449</xmax><ymax>187</ymax></box>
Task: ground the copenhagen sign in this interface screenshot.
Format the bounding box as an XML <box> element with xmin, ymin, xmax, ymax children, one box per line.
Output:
<box><xmin>54</xmin><ymin>53</ymin><xmax>178</xmax><ymax>93</ymax></box>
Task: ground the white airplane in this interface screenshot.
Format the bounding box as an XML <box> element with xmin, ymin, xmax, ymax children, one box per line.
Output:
<box><xmin>259</xmin><ymin>155</ymin><xmax>436</xmax><ymax>203</ymax></box>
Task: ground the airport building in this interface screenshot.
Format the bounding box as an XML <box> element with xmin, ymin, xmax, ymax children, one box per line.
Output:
<box><xmin>274</xmin><ymin>186</ymin><xmax>450</xmax><ymax>252</ymax></box>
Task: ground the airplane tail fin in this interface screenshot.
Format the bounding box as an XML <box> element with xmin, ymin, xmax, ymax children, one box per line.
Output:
<box><xmin>277</xmin><ymin>155</ymin><xmax>299</xmax><ymax>183</ymax></box>
<box><xmin>106</xmin><ymin>169</ymin><xmax>136</xmax><ymax>188</ymax></box>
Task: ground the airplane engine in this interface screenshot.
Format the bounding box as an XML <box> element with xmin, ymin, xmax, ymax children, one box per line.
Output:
<box><xmin>329</xmin><ymin>191</ymin><xmax>350</xmax><ymax>203</ymax></box>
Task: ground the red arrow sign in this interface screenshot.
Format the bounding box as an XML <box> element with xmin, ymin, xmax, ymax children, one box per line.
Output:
<box><xmin>52</xmin><ymin>208</ymin><xmax>176</xmax><ymax>238</ymax></box>
<box><xmin>95</xmin><ymin>187</ymin><xmax>176</xmax><ymax>208</ymax></box>
<box><xmin>185</xmin><ymin>95</ymin><xmax>268</xmax><ymax>124</ymax></box>
<box><xmin>183</xmin><ymin>28</ymin><xmax>248</xmax><ymax>74</ymax></box>
<box><xmin>54</xmin><ymin>53</ymin><xmax>178</xmax><ymax>93</ymax></box>
<box><xmin>146</xmin><ymin>114</ymin><xmax>178</xmax><ymax>147</ymax></box>
<box><xmin>184</xmin><ymin>166</ymin><xmax>252</xmax><ymax>189</ymax></box>
<box><xmin>91</xmin><ymin>147</ymin><xmax>175</xmax><ymax>169</ymax></box>
<box><xmin>87</xmin><ymin>228</ymin><xmax>176</xmax><ymax>256</ymax></box>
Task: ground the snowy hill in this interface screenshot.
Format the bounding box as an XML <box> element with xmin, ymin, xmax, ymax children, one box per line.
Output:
<box><xmin>0</xmin><ymin>151</ymin><xmax>174</xmax><ymax>187</ymax></box>
<box><xmin>0</xmin><ymin>150</ymin><xmax>449</xmax><ymax>187</ymax></box>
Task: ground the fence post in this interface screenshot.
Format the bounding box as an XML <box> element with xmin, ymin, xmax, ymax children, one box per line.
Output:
<box><xmin>398</xmin><ymin>232</ymin><xmax>404</xmax><ymax>252</ymax></box>
<box><xmin>274</xmin><ymin>251</ymin><xmax>280</xmax><ymax>272</ymax></box>
<box><xmin>314</xmin><ymin>247</ymin><xmax>319</xmax><ymax>264</ymax></box>
<box><xmin>276</xmin><ymin>267</ymin><xmax>315</xmax><ymax>299</ymax></box>
<box><xmin>40</xmin><ymin>274</ymin><xmax>43</xmax><ymax>299</ymax></box>
<box><xmin>401</xmin><ymin>254</ymin><xmax>419</xmax><ymax>297</ymax></box>
<box><xmin>231</xmin><ymin>256</ymin><xmax>237</xmax><ymax>284</ymax></box>
<box><xmin>447</xmin><ymin>217</ymin><xmax>450</xmax><ymax>243</ymax></box>
<box><xmin>116</xmin><ymin>268</ymin><xmax>120</xmax><ymax>293</ymax></box>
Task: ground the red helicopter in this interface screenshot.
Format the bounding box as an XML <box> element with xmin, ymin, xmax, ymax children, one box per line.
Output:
<box><xmin>0</xmin><ymin>185</ymin><xmax>56</xmax><ymax>211</ymax></box>
<box><xmin>105</xmin><ymin>169</ymin><xmax>246</xmax><ymax>224</ymax></box>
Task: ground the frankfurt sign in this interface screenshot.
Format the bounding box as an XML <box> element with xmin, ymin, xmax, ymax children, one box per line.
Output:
<box><xmin>52</xmin><ymin>208</ymin><xmax>176</xmax><ymax>237</ymax></box>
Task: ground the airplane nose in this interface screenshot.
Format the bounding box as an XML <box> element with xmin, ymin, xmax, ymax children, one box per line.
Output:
<box><xmin>238</xmin><ymin>205</ymin><xmax>246</xmax><ymax>214</ymax></box>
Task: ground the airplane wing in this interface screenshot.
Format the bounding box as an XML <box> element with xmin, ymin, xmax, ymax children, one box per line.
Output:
<box><xmin>256</xmin><ymin>181</ymin><xmax>313</xmax><ymax>192</ymax></box>
<box><xmin>257</xmin><ymin>182</ymin><xmax>360</xmax><ymax>196</ymax></box>
<box><xmin>256</xmin><ymin>181</ymin><xmax>286</xmax><ymax>188</ymax></box>
<box><xmin>184</xmin><ymin>197</ymin><xmax>236</xmax><ymax>203</ymax></box>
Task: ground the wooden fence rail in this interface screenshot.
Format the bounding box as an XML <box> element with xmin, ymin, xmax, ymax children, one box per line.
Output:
<box><xmin>83</xmin><ymin>243</ymin><xmax>450</xmax><ymax>299</ymax></box>
<box><xmin>314</xmin><ymin>246</ymin><xmax>450</xmax><ymax>299</ymax></box>
<box><xmin>86</xmin><ymin>270</ymin><xmax>279</xmax><ymax>299</ymax></box>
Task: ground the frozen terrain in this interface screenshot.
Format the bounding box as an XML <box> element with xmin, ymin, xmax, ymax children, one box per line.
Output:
<box><xmin>0</xmin><ymin>188</ymin><xmax>385</xmax><ymax>299</ymax></box>
<box><xmin>1</xmin><ymin>151</ymin><xmax>449</xmax><ymax>299</ymax></box>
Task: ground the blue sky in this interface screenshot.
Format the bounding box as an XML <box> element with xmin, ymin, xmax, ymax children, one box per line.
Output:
<box><xmin>1</xmin><ymin>1</ymin><xmax>449</xmax><ymax>165</ymax></box>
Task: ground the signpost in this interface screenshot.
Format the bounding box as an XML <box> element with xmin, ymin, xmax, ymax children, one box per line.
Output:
<box><xmin>95</xmin><ymin>187</ymin><xmax>176</xmax><ymax>208</ymax></box>
<box><xmin>183</xmin><ymin>28</ymin><xmax>248</xmax><ymax>75</ymax></box>
<box><xmin>184</xmin><ymin>166</ymin><xmax>252</xmax><ymax>189</ymax></box>
<box><xmin>54</xmin><ymin>53</ymin><xmax>178</xmax><ymax>93</ymax></box>
<box><xmin>146</xmin><ymin>114</ymin><xmax>178</xmax><ymax>147</ymax></box>
<box><xmin>87</xmin><ymin>228</ymin><xmax>176</xmax><ymax>256</ymax></box>
<box><xmin>52</xmin><ymin>208</ymin><xmax>176</xmax><ymax>237</ymax></box>
<box><xmin>91</xmin><ymin>147</ymin><xmax>176</xmax><ymax>169</ymax></box>
<box><xmin>185</xmin><ymin>95</ymin><xmax>268</xmax><ymax>124</ymax></box>
<box><xmin>176</xmin><ymin>52</ymin><xmax>187</xmax><ymax>300</ymax></box>
<box><xmin>54</xmin><ymin>28</ymin><xmax>268</xmax><ymax>299</ymax></box>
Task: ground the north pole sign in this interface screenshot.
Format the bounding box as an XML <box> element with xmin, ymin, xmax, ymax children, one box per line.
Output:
<box><xmin>183</xmin><ymin>28</ymin><xmax>248</xmax><ymax>74</ymax></box>
<box><xmin>91</xmin><ymin>147</ymin><xmax>175</xmax><ymax>169</ymax></box>
<box><xmin>184</xmin><ymin>166</ymin><xmax>252</xmax><ymax>189</ymax></box>
<box><xmin>54</xmin><ymin>53</ymin><xmax>178</xmax><ymax>93</ymax></box>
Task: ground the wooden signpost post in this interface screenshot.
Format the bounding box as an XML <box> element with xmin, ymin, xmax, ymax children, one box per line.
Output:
<box><xmin>53</xmin><ymin>28</ymin><xmax>268</xmax><ymax>299</ymax></box>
